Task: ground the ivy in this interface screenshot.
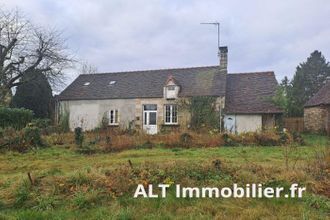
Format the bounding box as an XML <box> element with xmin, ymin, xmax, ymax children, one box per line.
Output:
<box><xmin>180</xmin><ymin>96</ymin><xmax>219</xmax><ymax>130</ymax></box>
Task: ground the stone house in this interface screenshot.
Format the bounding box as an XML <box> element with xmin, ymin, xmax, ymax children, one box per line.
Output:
<box><xmin>56</xmin><ymin>47</ymin><xmax>282</xmax><ymax>134</ymax></box>
<box><xmin>304</xmin><ymin>78</ymin><xmax>330</xmax><ymax>135</ymax></box>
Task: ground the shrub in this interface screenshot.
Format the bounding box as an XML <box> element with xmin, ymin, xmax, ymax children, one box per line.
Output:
<box><xmin>74</xmin><ymin>127</ymin><xmax>84</xmax><ymax>148</ymax></box>
<box><xmin>187</xmin><ymin>96</ymin><xmax>219</xmax><ymax>130</ymax></box>
<box><xmin>31</xmin><ymin>118</ymin><xmax>51</xmax><ymax>129</ymax></box>
<box><xmin>305</xmin><ymin>149</ymin><xmax>329</xmax><ymax>181</ymax></box>
<box><xmin>222</xmin><ymin>133</ymin><xmax>239</xmax><ymax>146</ymax></box>
<box><xmin>0</xmin><ymin>127</ymin><xmax>25</xmax><ymax>152</ymax></box>
<box><xmin>31</xmin><ymin>118</ymin><xmax>53</xmax><ymax>135</ymax></box>
<box><xmin>59</xmin><ymin>112</ymin><xmax>70</xmax><ymax>133</ymax></box>
<box><xmin>0</xmin><ymin>125</ymin><xmax>44</xmax><ymax>151</ymax></box>
<box><xmin>14</xmin><ymin>179</ymin><xmax>31</xmax><ymax>207</ymax></box>
<box><xmin>255</xmin><ymin>131</ymin><xmax>281</xmax><ymax>146</ymax></box>
<box><xmin>100</xmin><ymin>115</ymin><xmax>109</xmax><ymax>130</ymax></box>
<box><xmin>33</xmin><ymin>195</ymin><xmax>56</xmax><ymax>211</ymax></box>
<box><xmin>72</xmin><ymin>190</ymin><xmax>99</xmax><ymax>209</ymax></box>
<box><xmin>179</xmin><ymin>132</ymin><xmax>193</xmax><ymax>147</ymax></box>
<box><xmin>292</xmin><ymin>131</ymin><xmax>305</xmax><ymax>145</ymax></box>
<box><xmin>0</xmin><ymin>107</ymin><xmax>33</xmax><ymax>130</ymax></box>
<box><xmin>23</xmin><ymin>126</ymin><xmax>43</xmax><ymax>147</ymax></box>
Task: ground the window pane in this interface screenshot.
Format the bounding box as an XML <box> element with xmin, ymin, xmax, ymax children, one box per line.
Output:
<box><xmin>115</xmin><ymin>110</ymin><xmax>118</xmax><ymax>123</ymax></box>
<box><xmin>165</xmin><ymin>105</ymin><xmax>171</xmax><ymax>123</ymax></box>
<box><xmin>144</xmin><ymin>104</ymin><xmax>157</xmax><ymax>110</ymax></box>
<box><xmin>149</xmin><ymin>112</ymin><xmax>157</xmax><ymax>125</ymax></box>
<box><xmin>110</xmin><ymin>110</ymin><xmax>114</xmax><ymax>123</ymax></box>
<box><xmin>167</xmin><ymin>85</ymin><xmax>176</xmax><ymax>90</ymax></box>
<box><xmin>172</xmin><ymin>105</ymin><xmax>177</xmax><ymax>123</ymax></box>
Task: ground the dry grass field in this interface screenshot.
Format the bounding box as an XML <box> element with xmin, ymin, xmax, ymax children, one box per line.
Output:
<box><xmin>0</xmin><ymin>134</ymin><xmax>329</xmax><ymax>219</ymax></box>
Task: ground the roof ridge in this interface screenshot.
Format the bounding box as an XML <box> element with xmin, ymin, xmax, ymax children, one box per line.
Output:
<box><xmin>80</xmin><ymin>65</ymin><xmax>219</xmax><ymax>76</ymax></box>
<box><xmin>228</xmin><ymin>71</ymin><xmax>274</xmax><ymax>75</ymax></box>
<box><xmin>79</xmin><ymin>68</ymin><xmax>275</xmax><ymax>77</ymax></box>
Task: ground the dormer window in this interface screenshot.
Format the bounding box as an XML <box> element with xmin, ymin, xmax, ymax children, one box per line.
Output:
<box><xmin>164</xmin><ymin>75</ymin><xmax>180</xmax><ymax>99</ymax></box>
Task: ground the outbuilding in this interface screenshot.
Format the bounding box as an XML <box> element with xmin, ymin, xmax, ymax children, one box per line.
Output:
<box><xmin>304</xmin><ymin>78</ymin><xmax>330</xmax><ymax>135</ymax></box>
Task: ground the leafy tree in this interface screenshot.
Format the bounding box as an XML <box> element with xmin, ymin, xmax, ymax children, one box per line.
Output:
<box><xmin>11</xmin><ymin>71</ymin><xmax>53</xmax><ymax>118</ymax></box>
<box><xmin>272</xmin><ymin>77</ymin><xmax>290</xmax><ymax>116</ymax></box>
<box><xmin>289</xmin><ymin>51</ymin><xmax>330</xmax><ymax>116</ymax></box>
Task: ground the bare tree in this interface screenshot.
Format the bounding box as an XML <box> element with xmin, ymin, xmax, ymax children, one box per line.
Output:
<box><xmin>80</xmin><ymin>61</ymin><xmax>98</xmax><ymax>75</ymax></box>
<box><xmin>0</xmin><ymin>9</ymin><xmax>73</xmax><ymax>105</ymax></box>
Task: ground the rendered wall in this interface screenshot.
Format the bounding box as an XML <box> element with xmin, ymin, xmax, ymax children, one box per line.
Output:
<box><xmin>224</xmin><ymin>114</ymin><xmax>263</xmax><ymax>133</ymax></box>
<box><xmin>59</xmin><ymin>96</ymin><xmax>225</xmax><ymax>132</ymax></box>
<box><xmin>59</xmin><ymin>99</ymin><xmax>136</xmax><ymax>131</ymax></box>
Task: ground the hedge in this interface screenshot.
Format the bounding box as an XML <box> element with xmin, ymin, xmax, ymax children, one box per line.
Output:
<box><xmin>0</xmin><ymin>107</ymin><xmax>33</xmax><ymax>130</ymax></box>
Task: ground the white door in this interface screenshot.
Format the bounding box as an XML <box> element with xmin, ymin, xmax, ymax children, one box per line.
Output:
<box><xmin>224</xmin><ymin>115</ymin><xmax>236</xmax><ymax>133</ymax></box>
<box><xmin>143</xmin><ymin>105</ymin><xmax>158</xmax><ymax>134</ymax></box>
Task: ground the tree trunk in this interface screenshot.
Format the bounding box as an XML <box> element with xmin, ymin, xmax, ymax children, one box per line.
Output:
<box><xmin>0</xmin><ymin>87</ymin><xmax>12</xmax><ymax>106</ymax></box>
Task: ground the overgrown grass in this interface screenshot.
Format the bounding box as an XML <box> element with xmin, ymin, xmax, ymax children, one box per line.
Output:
<box><xmin>0</xmin><ymin>134</ymin><xmax>328</xmax><ymax>219</ymax></box>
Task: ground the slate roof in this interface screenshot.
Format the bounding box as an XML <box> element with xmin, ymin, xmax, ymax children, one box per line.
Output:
<box><xmin>225</xmin><ymin>72</ymin><xmax>283</xmax><ymax>114</ymax></box>
<box><xmin>58</xmin><ymin>66</ymin><xmax>226</xmax><ymax>100</ymax></box>
<box><xmin>305</xmin><ymin>80</ymin><xmax>330</xmax><ymax>107</ymax></box>
<box><xmin>58</xmin><ymin>66</ymin><xmax>282</xmax><ymax>114</ymax></box>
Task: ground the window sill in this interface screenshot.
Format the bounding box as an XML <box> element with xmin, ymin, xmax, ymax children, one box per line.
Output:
<box><xmin>163</xmin><ymin>123</ymin><xmax>179</xmax><ymax>126</ymax></box>
<box><xmin>108</xmin><ymin>124</ymin><xmax>119</xmax><ymax>127</ymax></box>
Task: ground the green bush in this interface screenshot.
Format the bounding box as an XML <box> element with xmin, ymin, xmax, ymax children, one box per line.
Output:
<box><xmin>0</xmin><ymin>107</ymin><xmax>33</xmax><ymax>130</ymax></box>
<box><xmin>188</xmin><ymin>96</ymin><xmax>219</xmax><ymax>130</ymax></box>
<box><xmin>31</xmin><ymin>118</ymin><xmax>51</xmax><ymax>129</ymax></box>
<box><xmin>31</xmin><ymin>118</ymin><xmax>54</xmax><ymax>135</ymax></box>
<box><xmin>74</xmin><ymin>127</ymin><xmax>84</xmax><ymax>148</ymax></box>
<box><xmin>23</xmin><ymin>126</ymin><xmax>43</xmax><ymax>147</ymax></box>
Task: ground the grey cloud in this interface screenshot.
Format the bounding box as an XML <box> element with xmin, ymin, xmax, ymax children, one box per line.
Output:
<box><xmin>4</xmin><ymin>0</ymin><xmax>330</xmax><ymax>88</ymax></box>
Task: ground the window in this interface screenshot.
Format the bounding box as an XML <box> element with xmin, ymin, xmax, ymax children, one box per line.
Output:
<box><xmin>164</xmin><ymin>105</ymin><xmax>178</xmax><ymax>124</ymax></box>
<box><xmin>167</xmin><ymin>85</ymin><xmax>176</xmax><ymax>91</ymax></box>
<box><xmin>109</xmin><ymin>81</ymin><xmax>116</xmax><ymax>85</ymax></box>
<box><xmin>109</xmin><ymin>109</ymin><xmax>119</xmax><ymax>125</ymax></box>
<box><xmin>83</xmin><ymin>82</ymin><xmax>90</xmax><ymax>86</ymax></box>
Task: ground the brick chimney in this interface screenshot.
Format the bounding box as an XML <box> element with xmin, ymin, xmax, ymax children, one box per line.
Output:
<box><xmin>219</xmin><ymin>46</ymin><xmax>228</xmax><ymax>74</ymax></box>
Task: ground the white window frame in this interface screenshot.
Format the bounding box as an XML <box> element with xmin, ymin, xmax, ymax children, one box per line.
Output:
<box><xmin>108</xmin><ymin>109</ymin><xmax>119</xmax><ymax>125</ymax></box>
<box><xmin>164</xmin><ymin>104</ymin><xmax>178</xmax><ymax>125</ymax></box>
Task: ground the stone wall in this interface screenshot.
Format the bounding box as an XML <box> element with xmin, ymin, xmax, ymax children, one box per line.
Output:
<box><xmin>304</xmin><ymin>106</ymin><xmax>328</xmax><ymax>133</ymax></box>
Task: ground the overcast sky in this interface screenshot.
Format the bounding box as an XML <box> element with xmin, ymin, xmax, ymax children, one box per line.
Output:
<box><xmin>3</xmin><ymin>0</ymin><xmax>330</xmax><ymax>88</ymax></box>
